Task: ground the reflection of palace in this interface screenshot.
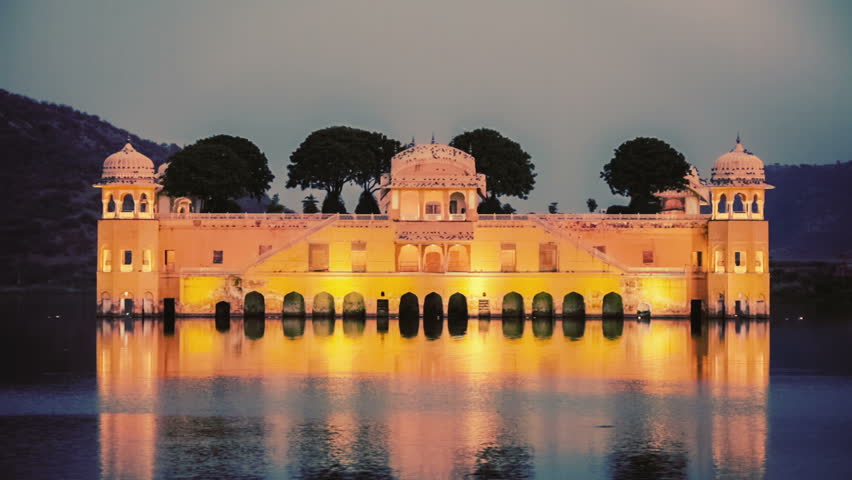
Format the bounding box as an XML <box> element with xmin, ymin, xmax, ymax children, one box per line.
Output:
<box><xmin>96</xmin><ymin>318</ymin><xmax>769</xmax><ymax>478</ymax></box>
<box><xmin>95</xmin><ymin>138</ymin><xmax>771</xmax><ymax>317</ymax></box>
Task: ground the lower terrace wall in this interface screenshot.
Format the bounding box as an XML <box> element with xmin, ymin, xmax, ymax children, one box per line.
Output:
<box><xmin>175</xmin><ymin>272</ymin><xmax>693</xmax><ymax>317</ymax></box>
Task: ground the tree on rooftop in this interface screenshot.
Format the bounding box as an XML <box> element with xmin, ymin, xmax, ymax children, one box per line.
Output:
<box><xmin>586</xmin><ymin>198</ymin><xmax>598</xmax><ymax>212</ymax></box>
<box><xmin>302</xmin><ymin>194</ymin><xmax>319</xmax><ymax>213</ymax></box>
<box><xmin>449</xmin><ymin>128</ymin><xmax>536</xmax><ymax>213</ymax></box>
<box><xmin>600</xmin><ymin>137</ymin><xmax>689</xmax><ymax>214</ymax></box>
<box><xmin>162</xmin><ymin>135</ymin><xmax>274</xmax><ymax>213</ymax></box>
<box><xmin>287</xmin><ymin>126</ymin><xmax>401</xmax><ymax>215</ymax></box>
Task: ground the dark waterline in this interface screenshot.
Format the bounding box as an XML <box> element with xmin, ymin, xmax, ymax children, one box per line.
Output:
<box><xmin>2</xmin><ymin>293</ymin><xmax>852</xmax><ymax>479</ymax></box>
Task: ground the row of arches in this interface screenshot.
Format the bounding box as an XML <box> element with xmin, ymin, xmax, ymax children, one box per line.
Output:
<box><xmin>715</xmin><ymin>193</ymin><xmax>761</xmax><ymax>215</ymax></box>
<box><xmin>105</xmin><ymin>192</ymin><xmax>151</xmax><ymax>214</ymax></box>
<box><xmin>237</xmin><ymin>290</ymin><xmax>624</xmax><ymax>318</ymax></box>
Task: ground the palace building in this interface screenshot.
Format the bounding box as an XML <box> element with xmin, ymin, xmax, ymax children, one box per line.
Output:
<box><xmin>95</xmin><ymin>139</ymin><xmax>771</xmax><ymax>318</ymax></box>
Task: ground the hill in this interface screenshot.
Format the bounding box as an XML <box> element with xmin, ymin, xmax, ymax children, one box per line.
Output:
<box><xmin>0</xmin><ymin>89</ymin><xmax>180</xmax><ymax>286</ymax></box>
<box><xmin>765</xmin><ymin>161</ymin><xmax>852</xmax><ymax>261</ymax></box>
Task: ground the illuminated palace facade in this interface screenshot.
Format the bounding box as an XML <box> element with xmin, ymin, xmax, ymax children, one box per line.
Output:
<box><xmin>95</xmin><ymin>140</ymin><xmax>771</xmax><ymax>318</ymax></box>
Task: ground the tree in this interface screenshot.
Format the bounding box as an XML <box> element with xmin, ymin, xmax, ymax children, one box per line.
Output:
<box><xmin>449</xmin><ymin>128</ymin><xmax>536</xmax><ymax>201</ymax></box>
<box><xmin>586</xmin><ymin>198</ymin><xmax>598</xmax><ymax>213</ymax></box>
<box><xmin>266</xmin><ymin>194</ymin><xmax>293</xmax><ymax>213</ymax></box>
<box><xmin>600</xmin><ymin>137</ymin><xmax>689</xmax><ymax>214</ymax></box>
<box><xmin>355</xmin><ymin>190</ymin><xmax>381</xmax><ymax>214</ymax></box>
<box><xmin>321</xmin><ymin>193</ymin><xmax>346</xmax><ymax>213</ymax></box>
<box><xmin>548</xmin><ymin>202</ymin><xmax>559</xmax><ymax>214</ymax></box>
<box><xmin>287</xmin><ymin>126</ymin><xmax>401</xmax><ymax>210</ymax></box>
<box><xmin>478</xmin><ymin>196</ymin><xmax>516</xmax><ymax>214</ymax></box>
<box><xmin>162</xmin><ymin>136</ymin><xmax>274</xmax><ymax>212</ymax></box>
<box><xmin>302</xmin><ymin>194</ymin><xmax>319</xmax><ymax>213</ymax></box>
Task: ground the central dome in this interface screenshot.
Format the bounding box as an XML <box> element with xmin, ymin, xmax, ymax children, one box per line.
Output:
<box><xmin>390</xmin><ymin>144</ymin><xmax>477</xmax><ymax>177</ymax></box>
<box><xmin>101</xmin><ymin>143</ymin><xmax>155</xmax><ymax>183</ymax></box>
<box><xmin>710</xmin><ymin>140</ymin><xmax>766</xmax><ymax>186</ymax></box>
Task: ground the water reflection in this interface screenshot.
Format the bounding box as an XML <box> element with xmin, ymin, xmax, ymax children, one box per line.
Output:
<box><xmin>96</xmin><ymin>317</ymin><xmax>769</xmax><ymax>479</ymax></box>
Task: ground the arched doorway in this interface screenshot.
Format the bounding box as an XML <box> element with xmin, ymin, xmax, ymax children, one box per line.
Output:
<box><xmin>313</xmin><ymin>292</ymin><xmax>335</xmax><ymax>317</ymax></box>
<box><xmin>283</xmin><ymin>291</ymin><xmax>305</xmax><ymax>317</ymax></box>
<box><xmin>343</xmin><ymin>292</ymin><xmax>366</xmax><ymax>318</ymax></box>
<box><xmin>423</xmin><ymin>292</ymin><xmax>443</xmax><ymax>340</ymax></box>
<box><xmin>602</xmin><ymin>292</ymin><xmax>623</xmax><ymax>318</ymax></box>
<box><xmin>399</xmin><ymin>292</ymin><xmax>419</xmax><ymax>338</ymax></box>
<box><xmin>423</xmin><ymin>245</ymin><xmax>443</xmax><ymax>273</ymax></box>
<box><xmin>562</xmin><ymin>292</ymin><xmax>585</xmax><ymax>317</ymax></box>
<box><xmin>532</xmin><ymin>292</ymin><xmax>553</xmax><ymax>318</ymax></box>
<box><xmin>448</xmin><ymin>293</ymin><xmax>468</xmax><ymax>337</ymax></box>
<box><xmin>244</xmin><ymin>291</ymin><xmax>265</xmax><ymax>318</ymax></box>
<box><xmin>502</xmin><ymin>292</ymin><xmax>524</xmax><ymax>318</ymax></box>
<box><xmin>215</xmin><ymin>301</ymin><xmax>231</xmax><ymax>332</ymax></box>
<box><xmin>449</xmin><ymin>192</ymin><xmax>466</xmax><ymax>219</ymax></box>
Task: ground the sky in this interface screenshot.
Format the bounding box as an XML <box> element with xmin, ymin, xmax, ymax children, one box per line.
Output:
<box><xmin>2</xmin><ymin>0</ymin><xmax>851</xmax><ymax>212</ymax></box>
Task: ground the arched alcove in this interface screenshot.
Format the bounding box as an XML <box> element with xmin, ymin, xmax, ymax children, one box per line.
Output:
<box><xmin>602</xmin><ymin>292</ymin><xmax>623</xmax><ymax>318</ymax></box>
<box><xmin>312</xmin><ymin>292</ymin><xmax>335</xmax><ymax>317</ymax></box>
<box><xmin>343</xmin><ymin>292</ymin><xmax>366</xmax><ymax>318</ymax></box>
<box><xmin>423</xmin><ymin>245</ymin><xmax>443</xmax><ymax>273</ymax></box>
<box><xmin>448</xmin><ymin>292</ymin><xmax>468</xmax><ymax>336</ymax></box>
<box><xmin>399</xmin><ymin>292</ymin><xmax>419</xmax><ymax>338</ymax></box>
<box><xmin>244</xmin><ymin>291</ymin><xmax>265</xmax><ymax>317</ymax></box>
<box><xmin>283</xmin><ymin>291</ymin><xmax>305</xmax><ymax>317</ymax></box>
<box><xmin>106</xmin><ymin>195</ymin><xmax>116</xmax><ymax>213</ymax></box>
<box><xmin>562</xmin><ymin>292</ymin><xmax>585</xmax><ymax>317</ymax></box>
<box><xmin>139</xmin><ymin>193</ymin><xmax>149</xmax><ymax>213</ymax></box>
<box><xmin>502</xmin><ymin>292</ymin><xmax>524</xmax><ymax>318</ymax></box>
<box><xmin>447</xmin><ymin>245</ymin><xmax>469</xmax><ymax>272</ymax></box>
<box><xmin>449</xmin><ymin>191</ymin><xmax>466</xmax><ymax>217</ymax></box>
<box><xmin>423</xmin><ymin>292</ymin><xmax>444</xmax><ymax>340</ymax></box>
<box><xmin>532</xmin><ymin>292</ymin><xmax>554</xmax><ymax>318</ymax></box>
<box><xmin>752</xmin><ymin>194</ymin><xmax>760</xmax><ymax>214</ymax></box>
<box><xmin>398</xmin><ymin>244</ymin><xmax>419</xmax><ymax>272</ymax></box>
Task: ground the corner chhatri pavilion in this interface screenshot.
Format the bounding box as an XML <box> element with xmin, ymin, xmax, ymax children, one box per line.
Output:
<box><xmin>95</xmin><ymin>139</ymin><xmax>771</xmax><ymax>318</ymax></box>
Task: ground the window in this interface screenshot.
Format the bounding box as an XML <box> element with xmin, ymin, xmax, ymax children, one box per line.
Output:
<box><xmin>755</xmin><ymin>251</ymin><xmax>765</xmax><ymax>273</ymax></box>
<box><xmin>732</xmin><ymin>194</ymin><xmax>746</xmax><ymax>213</ymax></box>
<box><xmin>693</xmin><ymin>251</ymin><xmax>703</xmax><ymax>267</ymax></box>
<box><xmin>539</xmin><ymin>243</ymin><xmax>558</xmax><ymax>272</ymax></box>
<box><xmin>106</xmin><ymin>195</ymin><xmax>116</xmax><ymax>213</ymax></box>
<box><xmin>121</xmin><ymin>194</ymin><xmax>135</xmax><ymax>213</ymax></box>
<box><xmin>121</xmin><ymin>250</ymin><xmax>133</xmax><ymax>272</ymax></box>
<box><xmin>164</xmin><ymin>249</ymin><xmax>176</xmax><ymax>272</ymax></box>
<box><xmin>500</xmin><ymin>243</ymin><xmax>516</xmax><ymax>272</ymax></box>
<box><xmin>734</xmin><ymin>251</ymin><xmax>747</xmax><ymax>273</ymax></box>
<box><xmin>715</xmin><ymin>250</ymin><xmax>725</xmax><ymax>273</ymax></box>
<box><xmin>752</xmin><ymin>195</ymin><xmax>760</xmax><ymax>214</ymax></box>
<box><xmin>102</xmin><ymin>249</ymin><xmax>112</xmax><ymax>272</ymax></box>
<box><xmin>449</xmin><ymin>192</ymin><xmax>466</xmax><ymax>217</ymax></box>
<box><xmin>717</xmin><ymin>194</ymin><xmax>728</xmax><ymax>214</ymax></box>
<box><xmin>309</xmin><ymin>243</ymin><xmax>329</xmax><ymax>271</ymax></box>
<box><xmin>425</xmin><ymin>202</ymin><xmax>441</xmax><ymax>215</ymax></box>
<box><xmin>213</xmin><ymin>250</ymin><xmax>223</xmax><ymax>264</ymax></box>
<box><xmin>351</xmin><ymin>241</ymin><xmax>367</xmax><ymax>272</ymax></box>
<box><xmin>642</xmin><ymin>250</ymin><xmax>654</xmax><ymax>265</ymax></box>
<box><xmin>142</xmin><ymin>249</ymin><xmax>152</xmax><ymax>272</ymax></box>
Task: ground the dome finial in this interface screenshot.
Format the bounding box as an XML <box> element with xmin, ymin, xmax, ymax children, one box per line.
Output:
<box><xmin>736</xmin><ymin>131</ymin><xmax>741</xmax><ymax>145</ymax></box>
<box><xmin>431</xmin><ymin>132</ymin><xmax>436</xmax><ymax>144</ymax></box>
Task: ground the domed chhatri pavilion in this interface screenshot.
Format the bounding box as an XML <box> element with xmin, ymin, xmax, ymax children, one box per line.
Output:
<box><xmin>95</xmin><ymin>139</ymin><xmax>771</xmax><ymax>318</ymax></box>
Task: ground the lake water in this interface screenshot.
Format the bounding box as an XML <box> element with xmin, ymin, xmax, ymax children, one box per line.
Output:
<box><xmin>2</xmin><ymin>293</ymin><xmax>852</xmax><ymax>479</ymax></box>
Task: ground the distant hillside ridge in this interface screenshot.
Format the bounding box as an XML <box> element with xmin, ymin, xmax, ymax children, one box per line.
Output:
<box><xmin>0</xmin><ymin>88</ymin><xmax>180</xmax><ymax>286</ymax></box>
<box><xmin>765</xmin><ymin>161</ymin><xmax>852</xmax><ymax>261</ymax></box>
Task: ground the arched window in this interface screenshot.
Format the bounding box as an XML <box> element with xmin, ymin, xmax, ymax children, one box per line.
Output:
<box><xmin>107</xmin><ymin>195</ymin><xmax>116</xmax><ymax>213</ymax></box>
<box><xmin>449</xmin><ymin>192</ymin><xmax>466</xmax><ymax>216</ymax></box>
<box><xmin>139</xmin><ymin>193</ymin><xmax>149</xmax><ymax>213</ymax></box>
<box><xmin>717</xmin><ymin>194</ymin><xmax>728</xmax><ymax>214</ymax></box>
<box><xmin>752</xmin><ymin>194</ymin><xmax>760</xmax><ymax>214</ymax></box>
<box><xmin>121</xmin><ymin>194</ymin><xmax>135</xmax><ymax>212</ymax></box>
<box><xmin>732</xmin><ymin>194</ymin><xmax>746</xmax><ymax>213</ymax></box>
<box><xmin>447</xmin><ymin>244</ymin><xmax>469</xmax><ymax>272</ymax></box>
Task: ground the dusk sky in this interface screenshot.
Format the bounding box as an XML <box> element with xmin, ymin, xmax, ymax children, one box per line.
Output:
<box><xmin>2</xmin><ymin>0</ymin><xmax>851</xmax><ymax>211</ymax></box>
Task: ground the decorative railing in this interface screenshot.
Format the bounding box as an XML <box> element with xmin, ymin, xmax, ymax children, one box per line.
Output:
<box><xmin>478</xmin><ymin>213</ymin><xmax>708</xmax><ymax>221</ymax></box>
<box><xmin>158</xmin><ymin>213</ymin><xmax>388</xmax><ymax>221</ymax></box>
